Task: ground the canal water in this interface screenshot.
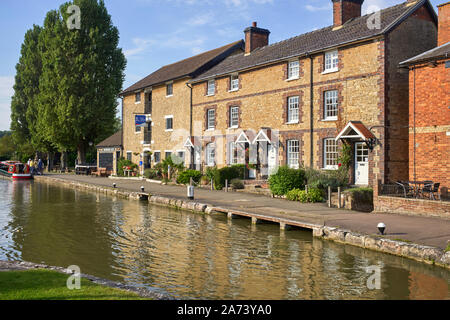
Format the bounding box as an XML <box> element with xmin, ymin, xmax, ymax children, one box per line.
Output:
<box><xmin>0</xmin><ymin>179</ymin><xmax>449</xmax><ymax>299</ymax></box>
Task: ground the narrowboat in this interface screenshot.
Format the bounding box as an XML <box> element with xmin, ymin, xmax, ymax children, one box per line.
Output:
<box><xmin>0</xmin><ymin>161</ymin><xmax>33</xmax><ymax>180</ymax></box>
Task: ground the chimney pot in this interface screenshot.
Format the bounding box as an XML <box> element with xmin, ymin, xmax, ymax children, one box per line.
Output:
<box><xmin>244</xmin><ymin>23</ymin><xmax>270</xmax><ymax>54</ymax></box>
<box><xmin>332</xmin><ymin>0</ymin><xmax>364</xmax><ymax>27</ymax></box>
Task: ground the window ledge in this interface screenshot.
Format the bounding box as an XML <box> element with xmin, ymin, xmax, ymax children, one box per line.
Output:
<box><xmin>206</xmin><ymin>94</ymin><xmax>215</xmax><ymax>97</ymax></box>
<box><xmin>135</xmin><ymin>131</ymin><xmax>142</xmax><ymax>134</ymax></box>
<box><xmin>166</xmin><ymin>95</ymin><xmax>173</xmax><ymax>98</ymax></box>
<box><xmin>322</xmin><ymin>167</ymin><xmax>338</xmax><ymax>171</ymax></box>
<box><xmin>228</xmin><ymin>89</ymin><xmax>239</xmax><ymax>93</ymax></box>
<box><xmin>228</xmin><ymin>126</ymin><xmax>239</xmax><ymax>129</ymax></box>
<box><xmin>206</xmin><ymin>128</ymin><xmax>215</xmax><ymax>132</ymax></box>
<box><xmin>135</xmin><ymin>101</ymin><xmax>141</xmax><ymax>104</ymax></box>
<box><xmin>286</xmin><ymin>121</ymin><xmax>299</xmax><ymax>125</ymax></box>
<box><xmin>321</xmin><ymin>118</ymin><xmax>338</xmax><ymax>122</ymax></box>
<box><xmin>321</xmin><ymin>68</ymin><xmax>339</xmax><ymax>75</ymax></box>
<box><xmin>165</xmin><ymin>129</ymin><xmax>173</xmax><ymax>132</ymax></box>
<box><xmin>285</xmin><ymin>77</ymin><xmax>299</xmax><ymax>82</ymax></box>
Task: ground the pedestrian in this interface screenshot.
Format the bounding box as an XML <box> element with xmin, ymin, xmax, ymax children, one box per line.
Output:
<box><xmin>29</xmin><ymin>159</ymin><xmax>35</xmax><ymax>175</ymax></box>
<box><xmin>37</xmin><ymin>159</ymin><xmax>43</xmax><ymax>175</ymax></box>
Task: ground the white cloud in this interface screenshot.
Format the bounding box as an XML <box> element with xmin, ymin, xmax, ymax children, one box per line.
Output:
<box><xmin>187</xmin><ymin>12</ymin><xmax>215</xmax><ymax>26</ymax></box>
<box><xmin>124</xmin><ymin>38</ymin><xmax>155</xmax><ymax>58</ymax></box>
<box><xmin>0</xmin><ymin>76</ymin><xmax>14</xmax><ymax>130</ymax></box>
<box><xmin>305</xmin><ymin>4</ymin><xmax>331</xmax><ymax>12</ymax></box>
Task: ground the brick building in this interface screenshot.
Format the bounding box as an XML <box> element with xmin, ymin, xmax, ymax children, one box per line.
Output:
<box><xmin>186</xmin><ymin>0</ymin><xmax>438</xmax><ymax>186</ymax></box>
<box><xmin>119</xmin><ymin>41</ymin><xmax>244</xmax><ymax>174</ymax></box>
<box><xmin>400</xmin><ymin>1</ymin><xmax>450</xmax><ymax>193</ymax></box>
<box><xmin>96</xmin><ymin>130</ymin><xmax>122</xmax><ymax>176</ymax></box>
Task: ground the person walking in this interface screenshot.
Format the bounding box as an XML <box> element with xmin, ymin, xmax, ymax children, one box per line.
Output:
<box><xmin>37</xmin><ymin>159</ymin><xmax>43</xmax><ymax>175</ymax></box>
<box><xmin>29</xmin><ymin>159</ymin><xmax>35</xmax><ymax>175</ymax></box>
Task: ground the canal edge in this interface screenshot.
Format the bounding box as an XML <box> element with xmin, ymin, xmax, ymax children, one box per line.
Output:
<box><xmin>32</xmin><ymin>175</ymin><xmax>450</xmax><ymax>270</ymax></box>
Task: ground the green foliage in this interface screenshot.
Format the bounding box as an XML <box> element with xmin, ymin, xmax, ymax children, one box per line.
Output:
<box><xmin>161</xmin><ymin>156</ymin><xmax>185</xmax><ymax>181</ymax></box>
<box><xmin>0</xmin><ymin>269</ymin><xmax>147</xmax><ymax>300</ymax></box>
<box><xmin>117</xmin><ymin>158</ymin><xmax>137</xmax><ymax>177</ymax></box>
<box><xmin>176</xmin><ymin>170</ymin><xmax>203</xmax><ymax>185</ymax></box>
<box><xmin>230</xmin><ymin>179</ymin><xmax>244</xmax><ymax>190</ymax></box>
<box><xmin>268</xmin><ymin>166</ymin><xmax>306</xmax><ymax>196</ymax></box>
<box><xmin>305</xmin><ymin>167</ymin><xmax>348</xmax><ymax>191</ymax></box>
<box><xmin>345</xmin><ymin>187</ymin><xmax>373</xmax><ymax>204</ymax></box>
<box><xmin>0</xmin><ymin>135</ymin><xmax>15</xmax><ymax>161</ymax></box>
<box><xmin>210</xmin><ymin>165</ymin><xmax>245</xmax><ymax>190</ymax></box>
<box><xmin>286</xmin><ymin>188</ymin><xmax>323</xmax><ymax>203</ymax></box>
<box><xmin>445</xmin><ymin>243</ymin><xmax>450</xmax><ymax>253</ymax></box>
<box><xmin>338</xmin><ymin>142</ymin><xmax>352</xmax><ymax>170</ymax></box>
<box><xmin>144</xmin><ymin>168</ymin><xmax>162</xmax><ymax>180</ymax></box>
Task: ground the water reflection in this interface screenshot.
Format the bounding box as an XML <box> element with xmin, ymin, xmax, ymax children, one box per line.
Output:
<box><xmin>0</xmin><ymin>179</ymin><xmax>448</xmax><ymax>299</ymax></box>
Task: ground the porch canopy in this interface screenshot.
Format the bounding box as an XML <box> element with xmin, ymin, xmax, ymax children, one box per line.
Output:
<box><xmin>183</xmin><ymin>137</ymin><xmax>195</xmax><ymax>148</ymax></box>
<box><xmin>252</xmin><ymin>128</ymin><xmax>272</xmax><ymax>144</ymax></box>
<box><xmin>335</xmin><ymin>121</ymin><xmax>376</xmax><ymax>142</ymax></box>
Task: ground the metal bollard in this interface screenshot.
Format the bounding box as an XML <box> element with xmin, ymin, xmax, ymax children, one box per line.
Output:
<box><xmin>225</xmin><ymin>179</ymin><xmax>228</xmax><ymax>192</ymax></box>
<box><xmin>187</xmin><ymin>185</ymin><xmax>194</xmax><ymax>200</ymax></box>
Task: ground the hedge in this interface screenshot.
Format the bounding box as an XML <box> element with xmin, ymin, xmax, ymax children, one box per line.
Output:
<box><xmin>268</xmin><ymin>166</ymin><xmax>306</xmax><ymax>196</ymax></box>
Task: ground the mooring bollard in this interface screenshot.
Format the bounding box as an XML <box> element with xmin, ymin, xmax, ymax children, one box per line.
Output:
<box><xmin>187</xmin><ymin>185</ymin><xmax>194</xmax><ymax>200</ymax></box>
<box><xmin>225</xmin><ymin>179</ymin><xmax>228</xmax><ymax>192</ymax></box>
<box><xmin>338</xmin><ymin>187</ymin><xmax>341</xmax><ymax>208</ymax></box>
<box><xmin>328</xmin><ymin>186</ymin><xmax>332</xmax><ymax>208</ymax></box>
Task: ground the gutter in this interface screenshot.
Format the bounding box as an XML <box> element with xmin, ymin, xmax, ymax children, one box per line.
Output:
<box><xmin>308</xmin><ymin>53</ymin><xmax>314</xmax><ymax>168</ymax></box>
<box><xmin>186</xmin><ymin>82</ymin><xmax>194</xmax><ymax>169</ymax></box>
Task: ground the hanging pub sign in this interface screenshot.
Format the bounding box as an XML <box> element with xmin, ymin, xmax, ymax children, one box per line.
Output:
<box><xmin>135</xmin><ymin>115</ymin><xmax>147</xmax><ymax>127</ymax></box>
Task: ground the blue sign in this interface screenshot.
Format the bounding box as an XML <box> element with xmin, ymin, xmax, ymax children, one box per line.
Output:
<box><xmin>135</xmin><ymin>115</ymin><xmax>146</xmax><ymax>126</ymax></box>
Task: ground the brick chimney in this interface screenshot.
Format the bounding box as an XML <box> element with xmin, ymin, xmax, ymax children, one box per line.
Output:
<box><xmin>438</xmin><ymin>2</ymin><xmax>450</xmax><ymax>46</ymax></box>
<box><xmin>244</xmin><ymin>22</ymin><xmax>270</xmax><ymax>54</ymax></box>
<box><xmin>332</xmin><ymin>0</ymin><xmax>364</xmax><ymax>27</ymax></box>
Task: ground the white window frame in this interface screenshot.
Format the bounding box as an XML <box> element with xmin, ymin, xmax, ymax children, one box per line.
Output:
<box><xmin>287</xmin><ymin>140</ymin><xmax>299</xmax><ymax>169</ymax></box>
<box><xmin>229</xmin><ymin>106</ymin><xmax>239</xmax><ymax>128</ymax></box>
<box><xmin>165</xmin><ymin>151</ymin><xmax>172</xmax><ymax>160</ymax></box>
<box><xmin>230</xmin><ymin>74</ymin><xmax>239</xmax><ymax>91</ymax></box>
<box><xmin>207</xmin><ymin>109</ymin><xmax>215</xmax><ymax>130</ymax></box>
<box><xmin>207</xmin><ymin>79</ymin><xmax>215</xmax><ymax>96</ymax></box>
<box><xmin>126</xmin><ymin>151</ymin><xmax>132</xmax><ymax>161</ymax></box>
<box><xmin>323</xmin><ymin>50</ymin><xmax>339</xmax><ymax>73</ymax></box>
<box><xmin>324</xmin><ymin>138</ymin><xmax>338</xmax><ymax>170</ymax></box>
<box><xmin>165</xmin><ymin>115</ymin><xmax>174</xmax><ymax>131</ymax></box>
<box><xmin>287</xmin><ymin>96</ymin><xmax>299</xmax><ymax>124</ymax></box>
<box><xmin>324</xmin><ymin>90</ymin><xmax>338</xmax><ymax>120</ymax></box>
<box><xmin>228</xmin><ymin>142</ymin><xmax>238</xmax><ymax>165</ymax></box>
<box><xmin>135</xmin><ymin>92</ymin><xmax>141</xmax><ymax>104</ymax></box>
<box><xmin>166</xmin><ymin>82</ymin><xmax>173</xmax><ymax>97</ymax></box>
<box><xmin>206</xmin><ymin>143</ymin><xmax>215</xmax><ymax>167</ymax></box>
<box><xmin>288</xmin><ymin>60</ymin><xmax>300</xmax><ymax>80</ymax></box>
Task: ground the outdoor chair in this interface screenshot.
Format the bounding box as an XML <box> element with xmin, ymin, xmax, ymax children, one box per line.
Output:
<box><xmin>421</xmin><ymin>183</ymin><xmax>441</xmax><ymax>200</ymax></box>
<box><xmin>396</xmin><ymin>181</ymin><xmax>414</xmax><ymax>198</ymax></box>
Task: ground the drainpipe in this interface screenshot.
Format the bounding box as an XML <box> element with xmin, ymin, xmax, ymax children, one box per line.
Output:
<box><xmin>309</xmin><ymin>54</ymin><xmax>314</xmax><ymax>168</ymax></box>
<box><xmin>186</xmin><ymin>82</ymin><xmax>194</xmax><ymax>169</ymax></box>
<box><xmin>413</xmin><ymin>66</ymin><xmax>416</xmax><ymax>182</ymax></box>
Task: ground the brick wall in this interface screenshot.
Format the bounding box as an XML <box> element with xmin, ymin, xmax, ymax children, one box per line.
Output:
<box><xmin>385</xmin><ymin>5</ymin><xmax>437</xmax><ymax>183</ymax></box>
<box><xmin>438</xmin><ymin>2</ymin><xmax>450</xmax><ymax>46</ymax></box>
<box><xmin>374</xmin><ymin>196</ymin><xmax>450</xmax><ymax>218</ymax></box>
<box><xmin>333</xmin><ymin>0</ymin><xmax>363</xmax><ymax>27</ymax></box>
<box><xmin>409</xmin><ymin>61</ymin><xmax>450</xmax><ymax>191</ymax></box>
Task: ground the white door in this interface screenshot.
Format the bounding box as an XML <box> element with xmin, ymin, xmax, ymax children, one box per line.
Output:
<box><xmin>194</xmin><ymin>147</ymin><xmax>201</xmax><ymax>171</ymax></box>
<box><xmin>268</xmin><ymin>144</ymin><xmax>277</xmax><ymax>176</ymax></box>
<box><xmin>355</xmin><ymin>142</ymin><xmax>369</xmax><ymax>185</ymax></box>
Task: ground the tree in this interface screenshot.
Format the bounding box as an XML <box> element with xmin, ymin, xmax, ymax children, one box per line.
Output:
<box><xmin>38</xmin><ymin>0</ymin><xmax>126</xmax><ymax>164</ymax></box>
<box><xmin>0</xmin><ymin>134</ymin><xmax>15</xmax><ymax>161</ymax></box>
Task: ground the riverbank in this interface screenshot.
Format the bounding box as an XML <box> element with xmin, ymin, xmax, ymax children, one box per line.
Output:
<box><xmin>32</xmin><ymin>174</ymin><xmax>450</xmax><ymax>269</ymax></box>
<box><xmin>0</xmin><ymin>260</ymin><xmax>168</xmax><ymax>300</ymax></box>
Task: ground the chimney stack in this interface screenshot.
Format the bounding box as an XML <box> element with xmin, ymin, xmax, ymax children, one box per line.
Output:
<box><xmin>437</xmin><ymin>2</ymin><xmax>450</xmax><ymax>46</ymax></box>
<box><xmin>332</xmin><ymin>0</ymin><xmax>364</xmax><ymax>27</ymax></box>
<box><xmin>244</xmin><ymin>22</ymin><xmax>270</xmax><ymax>54</ymax></box>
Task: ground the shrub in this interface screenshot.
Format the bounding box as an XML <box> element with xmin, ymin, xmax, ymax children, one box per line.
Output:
<box><xmin>176</xmin><ymin>170</ymin><xmax>203</xmax><ymax>185</ymax></box>
<box><xmin>268</xmin><ymin>166</ymin><xmax>306</xmax><ymax>196</ymax></box>
<box><xmin>117</xmin><ymin>158</ymin><xmax>138</xmax><ymax>177</ymax></box>
<box><xmin>230</xmin><ymin>178</ymin><xmax>244</xmax><ymax>190</ymax></box>
<box><xmin>144</xmin><ymin>168</ymin><xmax>162</xmax><ymax>180</ymax></box>
<box><xmin>160</xmin><ymin>156</ymin><xmax>184</xmax><ymax>181</ymax></box>
<box><xmin>206</xmin><ymin>165</ymin><xmax>245</xmax><ymax>190</ymax></box>
<box><xmin>286</xmin><ymin>188</ymin><xmax>323</xmax><ymax>203</ymax></box>
<box><xmin>305</xmin><ymin>167</ymin><xmax>348</xmax><ymax>191</ymax></box>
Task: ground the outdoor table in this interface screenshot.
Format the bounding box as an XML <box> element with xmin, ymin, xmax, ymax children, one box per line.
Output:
<box><xmin>124</xmin><ymin>169</ymin><xmax>132</xmax><ymax>177</ymax></box>
<box><xmin>408</xmin><ymin>181</ymin><xmax>432</xmax><ymax>198</ymax></box>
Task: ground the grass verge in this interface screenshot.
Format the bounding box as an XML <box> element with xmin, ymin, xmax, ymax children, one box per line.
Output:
<box><xmin>0</xmin><ymin>269</ymin><xmax>148</xmax><ymax>300</ymax></box>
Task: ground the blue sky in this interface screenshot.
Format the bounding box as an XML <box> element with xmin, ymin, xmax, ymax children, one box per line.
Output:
<box><xmin>0</xmin><ymin>0</ymin><xmax>442</xmax><ymax>130</ymax></box>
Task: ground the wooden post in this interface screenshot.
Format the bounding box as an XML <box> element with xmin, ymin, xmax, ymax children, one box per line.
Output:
<box><xmin>338</xmin><ymin>187</ymin><xmax>341</xmax><ymax>208</ymax></box>
<box><xmin>305</xmin><ymin>185</ymin><xmax>308</xmax><ymax>193</ymax></box>
<box><xmin>328</xmin><ymin>186</ymin><xmax>332</xmax><ymax>208</ymax></box>
<box><xmin>225</xmin><ymin>179</ymin><xmax>228</xmax><ymax>192</ymax></box>
<box><xmin>211</xmin><ymin>178</ymin><xmax>214</xmax><ymax>190</ymax></box>
<box><xmin>190</xmin><ymin>177</ymin><xmax>193</xmax><ymax>186</ymax></box>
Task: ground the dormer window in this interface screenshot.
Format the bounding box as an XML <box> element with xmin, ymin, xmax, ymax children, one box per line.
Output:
<box><xmin>324</xmin><ymin>50</ymin><xmax>339</xmax><ymax>73</ymax></box>
<box><xmin>207</xmin><ymin>79</ymin><xmax>215</xmax><ymax>96</ymax></box>
<box><xmin>230</xmin><ymin>74</ymin><xmax>239</xmax><ymax>91</ymax></box>
<box><xmin>288</xmin><ymin>60</ymin><xmax>300</xmax><ymax>79</ymax></box>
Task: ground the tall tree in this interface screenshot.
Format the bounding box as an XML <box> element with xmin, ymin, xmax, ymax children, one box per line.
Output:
<box><xmin>38</xmin><ymin>0</ymin><xmax>126</xmax><ymax>164</ymax></box>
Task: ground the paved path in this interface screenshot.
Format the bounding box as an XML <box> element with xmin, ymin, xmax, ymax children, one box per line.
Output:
<box><xmin>42</xmin><ymin>174</ymin><xmax>450</xmax><ymax>250</ymax></box>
